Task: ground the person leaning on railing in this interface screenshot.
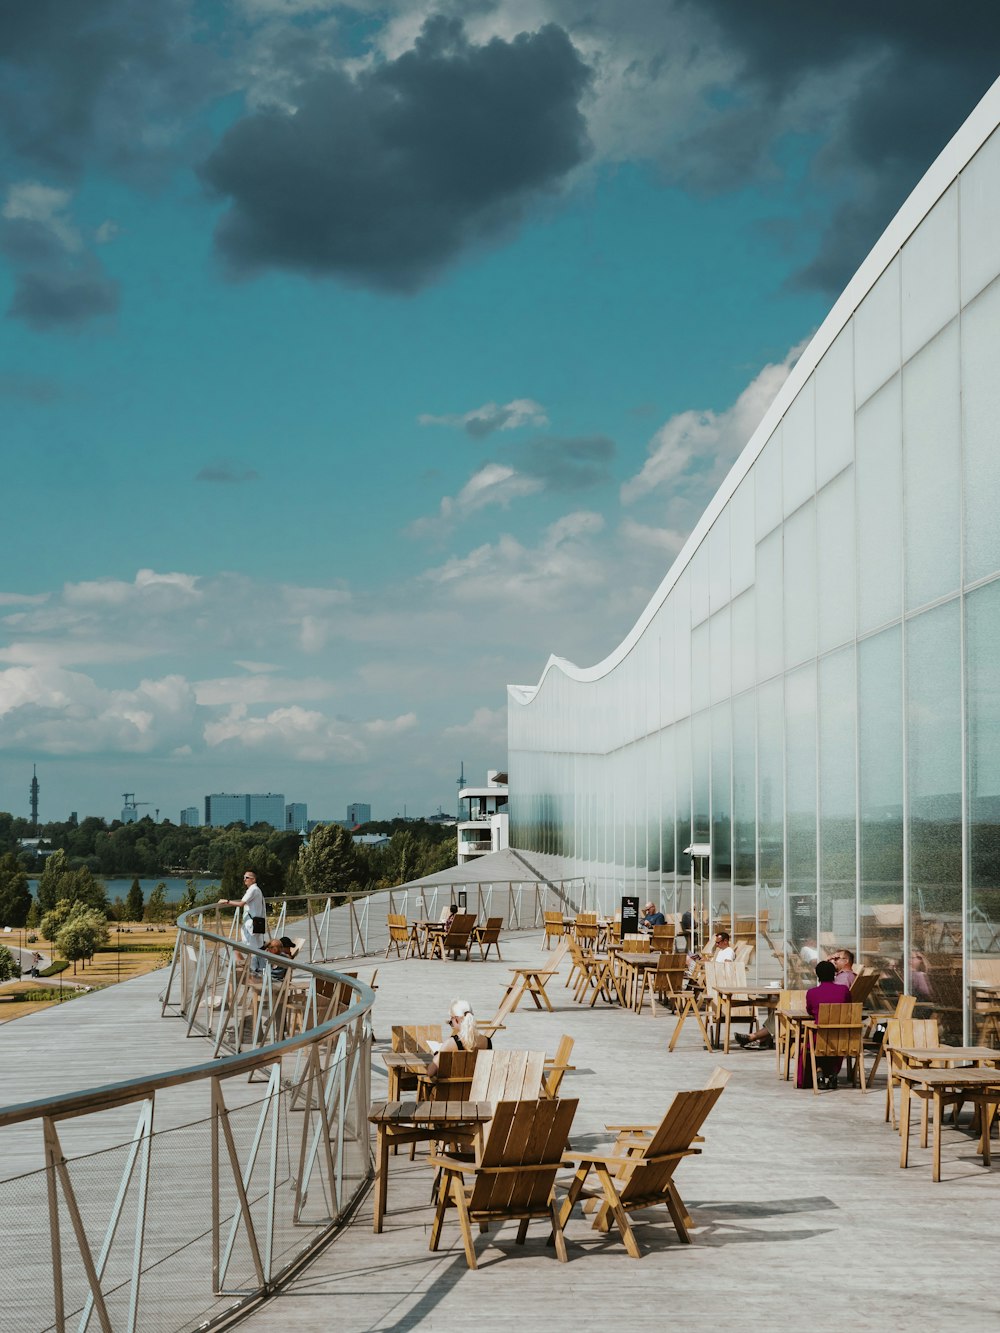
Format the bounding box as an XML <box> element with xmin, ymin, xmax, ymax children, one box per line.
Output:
<box><xmin>218</xmin><ymin>870</ymin><xmax>267</xmax><ymax>975</ymax></box>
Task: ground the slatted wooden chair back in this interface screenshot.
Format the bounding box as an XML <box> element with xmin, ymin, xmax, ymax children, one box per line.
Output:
<box><xmin>650</xmin><ymin>925</ymin><xmax>675</xmax><ymax>953</ymax></box>
<box><xmin>385</xmin><ymin>913</ymin><xmax>411</xmax><ymax>958</ymax></box>
<box><xmin>543</xmin><ymin>911</ymin><xmax>566</xmax><ymax>949</ymax></box>
<box><xmin>542</xmin><ymin>1035</ymin><xmax>575</xmax><ymax>1098</ymax></box>
<box><xmin>470</xmin><ymin>1049</ymin><xmax>546</xmax><ymax>1103</ymax></box>
<box><xmin>421</xmin><ymin>1049</ymin><xmax>478</xmax><ymax>1102</ymax></box>
<box><xmin>622</xmin><ymin>934</ymin><xmax>651</xmax><ymax>953</ymax></box>
<box><xmin>848</xmin><ymin>968</ymin><xmax>880</xmax><ymax>1007</ymax></box>
<box><xmin>971</xmin><ymin>958</ymin><xmax>1000</xmax><ymax>984</ymax></box>
<box><xmin>575</xmin><ymin>912</ymin><xmax>599</xmax><ymax>945</ymax></box>
<box><xmin>537</xmin><ymin>934</ymin><xmax>570</xmax><ymax>978</ymax></box>
<box><xmin>392</xmin><ymin>1023</ymin><xmax>443</xmax><ymax>1053</ymax></box>
<box><xmin>892</xmin><ymin>993</ymin><xmax>917</xmax><ymax>1022</ymax></box>
<box><xmin>475</xmin><ymin>916</ymin><xmax>504</xmax><ymax>960</ymax></box>
<box><xmin>811</xmin><ymin>1002</ymin><xmax>863</xmax><ymax>1059</ymax></box>
<box><xmin>733</xmin><ymin>941</ymin><xmax>755</xmax><ymax>968</ymax></box>
<box><xmin>432</xmin><ymin>913</ymin><xmax>477</xmax><ymax>959</ymax></box>
<box><xmin>468</xmin><ymin>1097</ymin><xmax>578</xmax><ymax>1215</ymax></box>
<box><xmin>615</xmin><ymin>1084</ymin><xmax>727</xmax><ymax>1211</ymax></box>
<box><xmin>316</xmin><ymin>971</ymin><xmax>359</xmax><ymax>1021</ymax></box>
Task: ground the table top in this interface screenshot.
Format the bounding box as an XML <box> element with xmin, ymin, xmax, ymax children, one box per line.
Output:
<box><xmin>894</xmin><ymin>1067</ymin><xmax>1000</xmax><ymax>1090</ymax></box>
<box><xmin>368</xmin><ymin>1099</ymin><xmax>492</xmax><ymax>1126</ymax></box>
<box><xmin>893</xmin><ymin>1045</ymin><xmax>1000</xmax><ymax>1065</ymax></box>
<box><xmin>410</xmin><ymin>920</ymin><xmax>448</xmax><ymax>931</ymax></box>
<box><xmin>382</xmin><ymin>1051</ymin><xmax>433</xmax><ymax>1071</ymax></box>
<box><xmin>714</xmin><ymin>984</ymin><xmax>782</xmax><ymax>999</ymax></box>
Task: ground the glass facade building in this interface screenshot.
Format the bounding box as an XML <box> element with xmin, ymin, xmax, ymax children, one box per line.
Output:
<box><xmin>508</xmin><ymin>80</ymin><xmax>1000</xmax><ymax>1042</ymax></box>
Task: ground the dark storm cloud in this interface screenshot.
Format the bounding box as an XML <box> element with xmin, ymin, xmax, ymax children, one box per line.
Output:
<box><xmin>196</xmin><ymin>461</ymin><xmax>260</xmax><ymax>483</ymax></box>
<box><xmin>201</xmin><ymin>17</ymin><xmax>593</xmax><ymax>291</ymax></box>
<box><xmin>7</xmin><ymin>267</ymin><xmax>119</xmax><ymax>333</ymax></box>
<box><xmin>684</xmin><ymin>0</ymin><xmax>1000</xmax><ymax>292</ymax></box>
<box><xmin>512</xmin><ymin>435</ymin><xmax>616</xmax><ymax>492</ymax></box>
<box><xmin>0</xmin><ymin>0</ymin><xmax>213</xmax><ymax>180</ymax></box>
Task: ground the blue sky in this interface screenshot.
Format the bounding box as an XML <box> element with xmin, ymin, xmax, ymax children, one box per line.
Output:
<box><xmin>1</xmin><ymin>2</ymin><xmax>998</xmax><ymax>824</ymax></box>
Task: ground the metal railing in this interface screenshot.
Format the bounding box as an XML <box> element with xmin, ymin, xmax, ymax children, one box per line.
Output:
<box><xmin>0</xmin><ymin>900</ymin><xmax>374</xmax><ymax>1333</ymax></box>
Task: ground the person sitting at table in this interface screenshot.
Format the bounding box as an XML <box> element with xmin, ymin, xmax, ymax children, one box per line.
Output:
<box><xmin>830</xmin><ymin>947</ymin><xmax>857</xmax><ymax>989</ymax></box>
<box><xmin>426</xmin><ymin>998</ymin><xmax>492</xmax><ymax>1078</ymax></box>
<box><xmin>264</xmin><ymin>936</ymin><xmax>295</xmax><ymax>982</ymax></box>
<box><xmin>798</xmin><ymin>960</ymin><xmax>848</xmax><ymax>1090</ymax></box>
<box><xmin>640</xmin><ymin>902</ymin><xmax>666</xmax><ymax>933</ymax></box>
<box><xmin>711</xmin><ymin>930</ymin><xmax>735</xmax><ymax>963</ymax></box>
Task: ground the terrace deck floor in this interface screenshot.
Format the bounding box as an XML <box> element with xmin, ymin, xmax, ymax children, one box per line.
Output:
<box><xmin>2</xmin><ymin>931</ymin><xmax>998</xmax><ymax>1332</ymax></box>
<box><xmin>242</xmin><ymin>929</ymin><xmax>1000</xmax><ymax>1333</ymax></box>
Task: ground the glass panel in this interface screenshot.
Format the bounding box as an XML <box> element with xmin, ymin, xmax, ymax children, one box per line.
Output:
<box><xmin>691</xmin><ymin>619</ymin><xmax>710</xmax><ymax>715</ymax></box>
<box><xmin>785</xmin><ymin>664</ymin><xmax>818</xmax><ymax>960</ymax></box>
<box><xmin>903</xmin><ymin>321</ymin><xmax>960</xmax><ymax>609</ymax></box>
<box><xmin>757</xmin><ymin>677</ymin><xmax>784</xmax><ymax>892</ymax></box>
<box><xmin>782</xmin><ymin>499</ymin><xmax>817</xmax><ymax>669</ymax></box>
<box><xmin>674</xmin><ymin>717</ymin><xmax>692</xmax><ymax>920</ymax></box>
<box><xmin>901</xmin><ymin>183</ymin><xmax>959</xmax><ymax>364</ymax></box>
<box><xmin>858</xmin><ymin>626</ymin><xmax>904</xmax><ymax>975</ymax></box>
<box><xmin>673</xmin><ymin>572</ymin><xmax>692</xmax><ymax>720</ymax></box>
<box><xmin>815</xmin><ymin>324</ymin><xmax>855</xmax><ymax>488</ymax></box>
<box><xmin>819</xmin><ymin>648</ymin><xmax>857</xmax><ymax>959</ymax></box>
<box><xmin>692</xmin><ymin>711</ymin><xmax>710</xmax><ymax>848</ymax></box>
<box><xmin>966</xmin><ymin>580</ymin><xmax>1000</xmax><ymax>1038</ymax></box>
<box><xmin>782</xmin><ymin>379</ymin><xmax>815</xmax><ymax>516</ymax></box>
<box><xmin>754</xmin><ymin>429</ymin><xmax>783</xmax><ymax>539</ymax></box>
<box><xmin>710</xmin><ymin>606</ymin><xmax>731</xmax><ymax>705</ymax></box>
<box><xmin>854</xmin><ymin>256</ymin><xmax>900</xmax><ymax>408</ymax></box>
<box><xmin>711</xmin><ymin>702</ymin><xmax>732</xmax><ymax>929</ymax></box>
<box><xmin>659</xmin><ymin>724</ymin><xmax>675</xmax><ymax>881</ymax></box>
<box><xmin>730</xmin><ymin>478</ymin><xmax>755</xmax><ymax>595</ymax></box>
<box><xmin>856</xmin><ymin>377</ymin><xmax>902</xmax><ymax>633</ymax></box>
<box><xmin>657</xmin><ymin>599</ymin><xmax>674</xmax><ymax>728</ymax></box>
<box><xmin>907</xmin><ymin>602</ymin><xmax>963</xmax><ymax>1040</ymax></box>
<box><xmin>960</xmin><ymin>124</ymin><xmax>1000</xmax><ymax>306</ymax></box>
<box><xmin>962</xmin><ymin>279</ymin><xmax>1000</xmax><ymax>585</ymax></box>
<box><xmin>731</xmin><ymin>588</ymin><xmax>755</xmax><ymax>696</ymax></box>
<box><xmin>732</xmin><ymin>690</ymin><xmax>756</xmax><ymax>888</ymax></box>
<box><xmin>755</xmin><ymin>527</ymin><xmax>784</xmax><ymax>683</ymax></box>
<box><xmin>817</xmin><ymin>467</ymin><xmax>856</xmax><ymax>653</ymax></box>
<box><xmin>690</xmin><ymin>541</ymin><xmax>710</xmax><ymax>627</ymax></box>
<box><xmin>709</xmin><ymin>510</ymin><xmax>731</xmax><ymax>614</ymax></box>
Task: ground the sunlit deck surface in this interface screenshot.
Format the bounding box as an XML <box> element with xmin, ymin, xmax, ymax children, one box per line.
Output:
<box><xmin>240</xmin><ymin>929</ymin><xmax>999</xmax><ymax>1333</ymax></box>
<box><xmin>3</xmin><ymin>931</ymin><xmax>998</xmax><ymax>1332</ymax></box>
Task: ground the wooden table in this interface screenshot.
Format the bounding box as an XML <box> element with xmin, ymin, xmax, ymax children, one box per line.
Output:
<box><xmin>777</xmin><ymin>1008</ymin><xmax>811</xmax><ymax>1081</ymax></box>
<box><xmin>382</xmin><ymin>1050</ymin><xmax>432</xmax><ymax>1100</ymax></box>
<box><xmin>714</xmin><ymin>985</ymin><xmax>781</xmax><ymax>1054</ymax></box>
<box><xmin>409</xmin><ymin>921</ymin><xmax>446</xmax><ymax>958</ymax></box>
<box><xmin>614</xmin><ymin>952</ymin><xmax>657</xmax><ymax>1012</ymax></box>
<box><xmin>368</xmin><ymin>1099</ymin><xmax>493</xmax><ymax>1232</ymax></box>
<box><xmin>896</xmin><ymin>1068</ymin><xmax>1000</xmax><ymax>1181</ymax></box>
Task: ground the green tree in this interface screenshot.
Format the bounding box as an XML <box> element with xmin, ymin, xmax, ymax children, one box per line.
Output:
<box><xmin>36</xmin><ymin>849</ymin><xmax>71</xmax><ymax>913</ymax></box>
<box><xmin>125</xmin><ymin>878</ymin><xmax>145</xmax><ymax>921</ymax></box>
<box><xmin>56</xmin><ymin>908</ymin><xmax>108</xmax><ymax>973</ymax></box>
<box><xmin>179</xmin><ymin>880</ymin><xmax>197</xmax><ymax>912</ymax></box>
<box><xmin>298</xmin><ymin>823</ymin><xmax>360</xmax><ymax>898</ymax></box>
<box><xmin>0</xmin><ymin>944</ymin><xmax>17</xmax><ymax>982</ymax></box>
<box><xmin>144</xmin><ymin>882</ymin><xmax>169</xmax><ymax>922</ymax></box>
<box><xmin>26</xmin><ymin>899</ymin><xmax>40</xmax><ymax>929</ymax></box>
<box><xmin>0</xmin><ymin>851</ymin><xmax>32</xmax><ymax>926</ymax></box>
<box><xmin>40</xmin><ymin>898</ymin><xmax>76</xmax><ymax>944</ymax></box>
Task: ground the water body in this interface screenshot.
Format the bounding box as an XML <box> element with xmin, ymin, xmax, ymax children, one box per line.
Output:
<box><xmin>29</xmin><ymin>876</ymin><xmax>221</xmax><ymax>904</ymax></box>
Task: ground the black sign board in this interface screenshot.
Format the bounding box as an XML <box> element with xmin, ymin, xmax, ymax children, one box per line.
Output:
<box><xmin>457</xmin><ymin>889</ymin><xmax>468</xmax><ymax>911</ymax></box>
<box><xmin>620</xmin><ymin>896</ymin><xmax>640</xmax><ymax>939</ymax></box>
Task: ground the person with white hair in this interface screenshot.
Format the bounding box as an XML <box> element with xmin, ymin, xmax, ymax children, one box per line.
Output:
<box><xmin>426</xmin><ymin>998</ymin><xmax>492</xmax><ymax>1078</ymax></box>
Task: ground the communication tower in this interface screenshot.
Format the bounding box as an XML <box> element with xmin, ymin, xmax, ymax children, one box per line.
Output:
<box><xmin>29</xmin><ymin>764</ymin><xmax>39</xmax><ymax>833</ymax></box>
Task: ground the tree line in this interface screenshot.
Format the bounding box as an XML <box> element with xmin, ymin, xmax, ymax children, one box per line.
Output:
<box><xmin>0</xmin><ymin>814</ymin><xmax>457</xmax><ymax>927</ymax></box>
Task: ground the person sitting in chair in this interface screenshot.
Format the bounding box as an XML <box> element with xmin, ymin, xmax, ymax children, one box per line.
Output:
<box><xmin>640</xmin><ymin>902</ymin><xmax>666</xmax><ymax>932</ymax></box>
<box><xmin>427</xmin><ymin>999</ymin><xmax>492</xmax><ymax>1078</ymax></box>
<box><xmin>799</xmin><ymin>960</ymin><xmax>848</xmax><ymax>1089</ymax></box>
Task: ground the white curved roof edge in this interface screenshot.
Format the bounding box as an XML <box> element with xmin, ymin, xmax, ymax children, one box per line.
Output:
<box><xmin>509</xmin><ymin>72</ymin><xmax>1000</xmax><ymax>707</ymax></box>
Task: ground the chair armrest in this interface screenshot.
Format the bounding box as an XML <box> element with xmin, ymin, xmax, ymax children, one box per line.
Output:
<box><xmin>428</xmin><ymin>1153</ymin><xmax>477</xmax><ymax>1174</ymax></box>
<box><xmin>604</xmin><ymin>1122</ymin><xmax>657</xmax><ymax>1131</ymax></box>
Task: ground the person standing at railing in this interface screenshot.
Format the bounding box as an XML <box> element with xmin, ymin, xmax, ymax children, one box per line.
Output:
<box><xmin>219</xmin><ymin>871</ymin><xmax>267</xmax><ymax>974</ymax></box>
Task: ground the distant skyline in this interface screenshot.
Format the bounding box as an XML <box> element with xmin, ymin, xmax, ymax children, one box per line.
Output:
<box><xmin>2</xmin><ymin>3</ymin><xmax>999</xmax><ymax>823</ymax></box>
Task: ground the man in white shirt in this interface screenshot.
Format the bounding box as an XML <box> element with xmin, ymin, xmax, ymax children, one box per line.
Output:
<box><xmin>219</xmin><ymin>870</ymin><xmax>267</xmax><ymax>973</ymax></box>
<box><xmin>712</xmin><ymin>930</ymin><xmax>735</xmax><ymax>963</ymax></box>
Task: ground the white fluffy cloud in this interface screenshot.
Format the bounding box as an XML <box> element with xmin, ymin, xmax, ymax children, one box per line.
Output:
<box><xmin>620</xmin><ymin>341</ymin><xmax>806</xmax><ymax>506</ymax></box>
<box><xmin>418</xmin><ymin>397</ymin><xmax>548</xmax><ymax>438</ymax></box>
<box><xmin>409</xmin><ymin>462</ymin><xmax>543</xmax><ymax>538</ymax></box>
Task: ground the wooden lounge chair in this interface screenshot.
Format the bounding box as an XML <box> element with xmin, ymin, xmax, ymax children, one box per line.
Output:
<box><xmin>636</xmin><ymin>954</ymin><xmax>687</xmax><ymax>1017</ymax></box>
<box><xmin>649</xmin><ymin>925</ymin><xmax>675</xmax><ymax>954</ymax></box>
<box><xmin>864</xmin><ymin>993</ymin><xmax>916</xmax><ymax>1084</ymax></box>
<box><xmin>501</xmin><ymin>937</ymin><xmax>569</xmax><ymax>1012</ymax></box>
<box><xmin>429</xmin><ymin>913</ymin><xmax>477</xmax><ymax>961</ymax></box>
<box><xmin>848</xmin><ymin>967</ymin><xmax>880</xmax><ymax>1008</ymax></box>
<box><xmin>803</xmin><ymin>1002</ymin><xmax>866</xmax><ymax>1094</ymax></box>
<box><xmin>560</xmin><ymin>1073</ymin><xmax>730</xmax><ymax>1256</ymax></box>
<box><xmin>385</xmin><ymin>913</ymin><xmax>415</xmax><ymax>959</ymax></box>
<box><xmin>472</xmin><ymin>916</ymin><xmax>504</xmax><ymax>961</ymax></box>
<box><xmin>543</xmin><ymin>911</ymin><xmax>567</xmax><ymax>949</ymax></box>
<box><xmin>429</xmin><ymin>1098</ymin><xmax>579</xmax><ymax>1269</ymax></box>
<box><xmin>574</xmin><ymin>912</ymin><xmax>599</xmax><ymax>948</ymax></box>
<box><xmin>884</xmin><ymin>1016</ymin><xmax>940</xmax><ymax>1127</ymax></box>
<box><xmin>470</xmin><ymin>1048</ymin><xmax>546</xmax><ymax>1103</ymax></box>
<box><xmin>542</xmin><ymin>1035</ymin><xmax>576</xmax><ymax>1098</ymax></box>
<box><xmin>416</xmin><ymin>1049</ymin><xmax>478</xmax><ymax>1102</ymax></box>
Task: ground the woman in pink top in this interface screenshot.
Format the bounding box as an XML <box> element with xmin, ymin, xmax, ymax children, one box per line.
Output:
<box><xmin>798</xmin><ymin>961</ymin><xmax>849</xmax><ymax>1089</ymax></box>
